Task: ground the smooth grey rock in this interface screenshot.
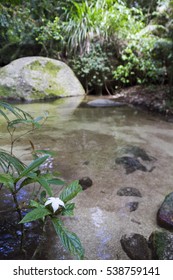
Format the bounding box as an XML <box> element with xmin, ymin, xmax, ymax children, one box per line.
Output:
<box><xmin>87</xmin><ymin>99</ymin><xmax>126</xmax><ymax>107</ymax></box>
<box><xmin>0</xmin><ymin>56</ymin><xmax>85</xmax><ymax>101</ymax></box>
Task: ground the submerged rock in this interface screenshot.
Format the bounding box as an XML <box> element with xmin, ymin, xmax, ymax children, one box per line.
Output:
<box><xmin>157</xmin><ymin>192</ymin><xmax>173</xmax><ymax>229</ymax></box>
<box><xmin>125</xmin><ymin>201</ymin><xmax>139</xmax><ymax>212</ymax></box>
<box><xmin>0</xmin><ymin>56</ymin><xmax>85</xmax><ymax>101</ymax></box>
<box><xmin>121</xmin><ymin>146</ymin><xmax>153</xmax><ymax>161</ymax></box>
<box><xmin>149</xmin><ymin>231</ymin><xmax>173</xmax><ymax>260</ymax></box>
<box><xmin>117</xmin><ymin>187</ymin><xmax>142</xmax><ymax>197</ymax></box>
<box><xmin>116</xmin><ymin>156</ymin><xmax>148</xmax><ymax>174</ymax></box>
<box><xmin>115</xmin><ymin>145</ymin><xmax>156</xmax><ymax>174</ymax></box>
<box><xmin>120</xmin><ymin>233</ymin><xmax>151</xmax><ymax>260</ymax></box>
<box><xmin>87</xmin><ymin>99</ymin><xmax>126</xmax><ymax>107</ymax></box>
<box><xmin>79</xmin><ymin>177</ymin><xmax>93</xmax><ymax>190</ymax></box>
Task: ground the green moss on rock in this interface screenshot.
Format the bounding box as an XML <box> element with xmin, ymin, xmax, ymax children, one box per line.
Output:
<box><xmin>0</xmin><ymin>85</ymin><xmax>12</xmax><ymax>97</ymax></box>
<box><xmin>0</xmin><ymin>57</ymin><xmax>85</xmax><ymax>100</ymax></box>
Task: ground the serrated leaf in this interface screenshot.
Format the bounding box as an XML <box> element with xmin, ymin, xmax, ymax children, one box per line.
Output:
<box><xmin>52</xmin><ymin>217</ymin><xmax>84</xmax><ymax>259</ymax></box>
<box><xmin>29</xmin><ymin>200</ymin><xmax>40</xmax><ymax>208</ymax></box>
<box><xmin>61</xmin><ymin>203</ymin><xmax>75</xmax><ymax>216</ymax></box>
<box><xmin>19</xmin><ymin>207</ymin><xmax>51</xmax><ymax>223</ymax></box>
<box><xmin>59</xmin><ymin>180</ymin><xmax>82</xmax><ymax>203</ymax></box>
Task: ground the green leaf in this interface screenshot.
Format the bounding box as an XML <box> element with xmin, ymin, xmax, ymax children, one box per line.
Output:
<box><xmin>0</xmin><ymin>173</ymin><xmax>14</xmax><ymax>184</ymax></box>
<box><xmin>40</xmin><ymin>190</ymin><xmax>47</xmax><ymax>203</ymax></box>
<box><xmin>61</xmin><ymin>203</ymin><xmax>75</xmax><ymax>216</ymax></box>
<box><xmin>34</xmin><ymin>149</ymin><xmax>56</xmax><ymax>156</ymax></box>
<box><xmin>0</xmin><ymin>109</ymin><xmax>9</xmax><ymax>121</ymax></box>
<box><xmin>0</xmin><ymin>173</ymin><xmax>14</xmax><ymax>190</ymax></box>
<box><xmin>48</xmin><ymin>178</ymin><xmax>65</xmax><ymax>186</ymax></box>
<box><xmin>17</xmin><ymin>177</ymin><xmax>35</xmax><ymax>190</ymax></box>
<box><xmin>0</xmin><ymin>101</ymin><xmax>32</xmax><ymax>120</ymax></box>
<box><xmin>0</xmin><ymin>149</ymin><xmax>25</xmax><ymax>174</ymax></box>
<box><xmin>19</xmin><ymin>207</ymin><xmax>51</xmax><ymax>223</ymax></box>
<box><xmin>16</xmin><ymin>155</ymin><xmax>49</xmax><ymax>181</ymax></box>
<box><xmin>29</xmin><ymin>200</ymin><xmax>40</xmax><ymax>208</ymax></box>
<box><xmin>37</xmin><ymin>175</ymin><xmax>53</xmax><ymax>196</ymax></box>
<box><xmin>59</xmin><ymin>180</ymin><xmax>82</xmax><ymax>203</ymax></box>
<box><xmin>52</xmin><ymin>217</ymin><xmax>84</xmax><ymax>259</ymax></box>
<box><xmin>8</xmin><ymin>118</ymin><xmax>34</xmax><ymax>128</ymax></box>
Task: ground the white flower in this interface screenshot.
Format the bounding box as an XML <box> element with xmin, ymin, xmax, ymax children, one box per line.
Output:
<box><xmin>45</xmin><ymin>197</ymin><xmax>65</xmax><ymax>213</ymax></box>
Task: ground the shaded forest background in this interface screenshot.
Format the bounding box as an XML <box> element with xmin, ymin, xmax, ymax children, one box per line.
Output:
<box><xmin>0</xmin><ymin>0</ymin><xmax>173</xmax><ymax>97</ymax></box>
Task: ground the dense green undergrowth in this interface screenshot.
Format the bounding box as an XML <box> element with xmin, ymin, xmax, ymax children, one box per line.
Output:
<box><xmin>0</xmin><ymin>0</ymin><xmax>173</xmax><ymax>97</ymax></box>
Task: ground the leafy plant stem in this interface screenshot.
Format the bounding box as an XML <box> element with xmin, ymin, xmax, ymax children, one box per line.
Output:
<box><xmin>12</xmin><ymin>187</ymin><xmax>25</xmax><ymax>252</ymax></box>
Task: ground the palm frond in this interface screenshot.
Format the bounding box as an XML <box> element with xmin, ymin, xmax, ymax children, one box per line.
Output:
<box><xmin>0</xmin><ymin>101</ymin><xmax>33</xmax><ymax>122</ymax></box>
<box><xmin>0</xmin><ymin>149</ymin><xmax>25</xmax><ymax>175</ymax></box>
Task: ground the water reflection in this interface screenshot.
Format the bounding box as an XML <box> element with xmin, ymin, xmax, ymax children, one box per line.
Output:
<box><xmin>0</xmin><ymin>97</ymin><xmax>173</xmax><ymax>259</ymax></box>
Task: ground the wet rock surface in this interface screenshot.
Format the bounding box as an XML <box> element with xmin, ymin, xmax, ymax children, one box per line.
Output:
<box><xmin>79</xmin><ymin>177</ymin><xmax>93</xmax><ymax>190</ymax></box>
<box><xmin>120</xmin><ymin>233</ymin><xmax>151</xmax><ymax>260</ymax></box>
<box><xmin>116</xmin><ymin>156</ymin><xmax>148</xmax><ymax>174</ymax></box>
<box><xmin>117</xmin><ymin>187</ymin><xmax>142</xmax><ymax>197</ymax></box>
<box><xmin>125</xmin><ymin>202</ymin><xmax>139</xmax><ymax>212</ymax></box>
<box><xmin>121</xmin><ymin>146</ymin><xmax>154</xmax><ymax>161</ymax></box>
<box><xmin>149</xmin><ymin>231</ymin><xmax>173</xmax><ymax>260</ymax></box>
<box><xmin>115</xmin><ymin>146</ymin><xmax>156</xmax><ymax>174</ymax></box>
<box><xmin>157</xmin><ymin>192</ymin><xmax>173</xmax><ymax>230</ymax></box>
<box><xmin>87</xmin><ymin>99</ymin><xmax>126</xmax><ymax>107</ymax></box>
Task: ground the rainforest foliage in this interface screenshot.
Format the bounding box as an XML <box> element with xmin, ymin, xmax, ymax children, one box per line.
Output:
<box><xmin>0</xmin><ymin>0</ymin><xmax>173</xmax><ymax>95</ymax></box>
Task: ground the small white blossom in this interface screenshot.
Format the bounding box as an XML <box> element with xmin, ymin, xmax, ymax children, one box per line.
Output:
<box><xmin>45</xmin><ymin>197</ymin><xmax>65</xmax><ymax>213</ymax></box>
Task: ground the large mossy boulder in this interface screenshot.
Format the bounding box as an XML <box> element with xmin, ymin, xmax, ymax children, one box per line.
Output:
<box><xmin>0</xmin><ymin>57</ymin><xmax>85</xmax><ymax>101</ymax></box>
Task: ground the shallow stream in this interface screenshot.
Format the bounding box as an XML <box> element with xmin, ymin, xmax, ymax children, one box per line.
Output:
<box><xmin>0</xmin><ymin>96</ymin><xmax>173</xmax><ymax>259</ymax></box>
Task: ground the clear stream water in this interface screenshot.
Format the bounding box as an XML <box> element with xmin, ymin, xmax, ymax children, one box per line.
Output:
<box><xmin>0</xmin><ymin>96</ymin><xmax>173</xmax><ymax>259</ymax></box>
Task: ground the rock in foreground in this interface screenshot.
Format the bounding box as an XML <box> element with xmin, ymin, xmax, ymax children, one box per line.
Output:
<box><xmin>0</xmin><ymin>57</ymin><xmax>85</xmax><ymax>101</ymax></box>
<box><xmin>79</xmin><ymin>177</ymin><xmax>93</xmax><ymax>190</ymax></box>
<box><xmin>157</xmin><ymin>192</ymin><xmax>173</xmax><ymax>229</ymax></box>
<box><xmin>120</xmin><ymin>233</ymin><xmax>151</xmax><ymax>260</ymax></box>
<box><xmin>149</xmin><ymin>231</ymin><xmax>173</xmax><ymax>260</ymax></box>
